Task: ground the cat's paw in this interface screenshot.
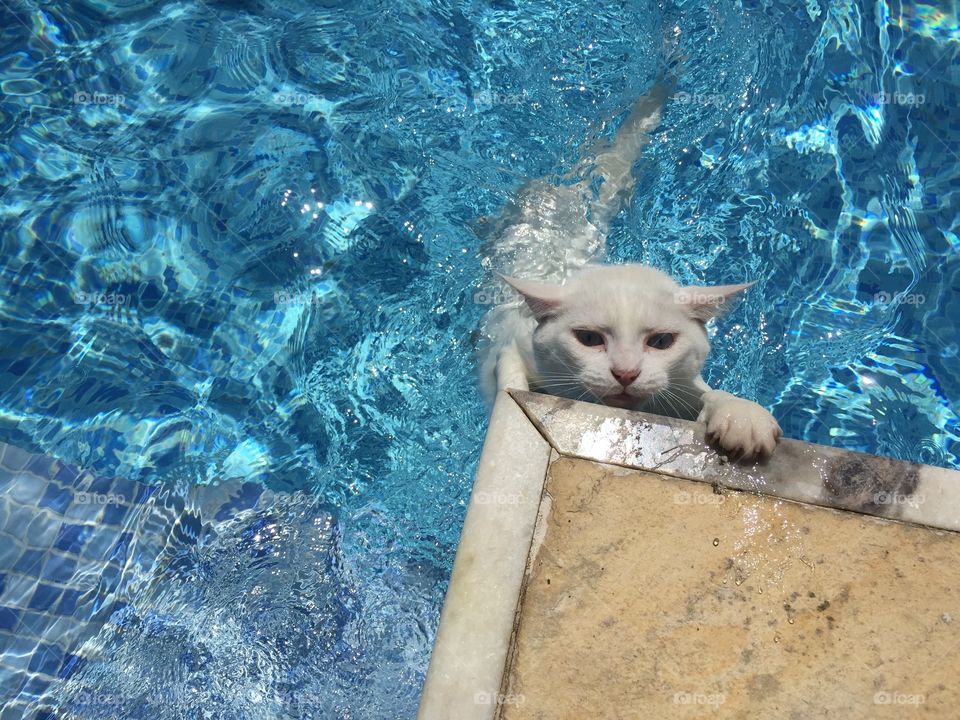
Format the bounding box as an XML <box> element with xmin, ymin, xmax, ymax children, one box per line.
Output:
<box><xmin>698</xmin><ymin>390</ymin><xmax>781</xmax><ymax>462</ymax></box>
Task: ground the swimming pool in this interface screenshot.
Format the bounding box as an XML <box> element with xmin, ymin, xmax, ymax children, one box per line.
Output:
<box><xmin>0</xmin><ymin>0</ymin><xmax>957</xmax><ymax>716</ymax></box>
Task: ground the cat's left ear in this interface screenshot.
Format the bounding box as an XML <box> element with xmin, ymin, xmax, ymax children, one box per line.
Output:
<box><xmin>675</xmin><ymin>282</ymin><xmax>755</xmax><ymax>321</ymax></box>
<box><xmin>500</xmin><ymin>275</ymin><xmax>567</xmax><ymax>320</ymax></box>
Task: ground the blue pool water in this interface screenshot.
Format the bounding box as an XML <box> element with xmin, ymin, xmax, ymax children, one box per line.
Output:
<box><xmin>0</xmin><ymin>0</ymin><xmax>958</xmax><ymax>716</ymax></box>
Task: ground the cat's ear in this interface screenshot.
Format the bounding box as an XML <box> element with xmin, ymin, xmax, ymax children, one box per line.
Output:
<box><xmin>500</xmin><ymin>275</ymin><xmax>567</xmax><ymax>320</ymax></box>
<box><xmin>676</xmin><ymin>282</ymin><xmax>755</xmax><ymax>321</ymax></box>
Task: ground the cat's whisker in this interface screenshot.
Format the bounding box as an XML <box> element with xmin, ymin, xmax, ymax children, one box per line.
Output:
<box><xmin>662</xmin><ymin>387</ymin><xmax>698</xmax><ymax>417</ymax></box>
<box><xmin>654</xmin><ymin>388</ymin><xmax>683</xmax><ymax>420</ymax></box>
<box><xmin>659</xmin><ymin>386</ymin><xmax>699</xmax><ymax>419</ymax></box>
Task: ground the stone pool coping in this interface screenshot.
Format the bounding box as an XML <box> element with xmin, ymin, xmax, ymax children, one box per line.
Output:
<box><xmin>416</xmin><ymin>390</ymin><xmax>960</xmax><ymax>719</ymax></box>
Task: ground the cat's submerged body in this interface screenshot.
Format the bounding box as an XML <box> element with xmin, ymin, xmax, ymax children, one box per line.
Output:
<box><xmin>479</xmin><ymin>79</ymin><xmax>782</xmax><ymax>460</ymax></box>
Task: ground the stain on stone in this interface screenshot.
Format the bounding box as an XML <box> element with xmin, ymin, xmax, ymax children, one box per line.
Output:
<box><xmin>822</xmin><ymin>454</ymin><xmax>920</xmax><ymax>515</ymax></box>
<box><xmin>747</xmin><ymin>673</ymin><xmax>781</xmax><ymax>699</ymax></box>
<box><xmin>817</xmin><ymin>600</ymin><xmax>830</xmax><ymax>612</ymax></box>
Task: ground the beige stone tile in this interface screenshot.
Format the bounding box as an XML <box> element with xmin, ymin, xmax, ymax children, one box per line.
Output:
<box><xmin>501</xmin><ymin>457</ymin><xmax>960</xmax><ymax>720</ymax></box>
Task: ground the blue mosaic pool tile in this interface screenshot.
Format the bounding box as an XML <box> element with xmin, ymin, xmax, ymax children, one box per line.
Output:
<box><xmin>13</xmin><ymin>549</ymin><xmax>46</xmax><ymax>576</ymax></box>
<box><xmin>81</xmin><ymin>527</ymin><xmax>121</xmax><ymax>562</ymax></box>
<box><xmin>53</xmin><ymin>463</ymin><xmax>79</xmax><ymax>488</ymax></box>
<box><xmin>26</xmin><ymin>514</ymin><xmax>60</xmax><ymax>548</ymax></box>
<box><xmin>102</xmin><ymin>501</ymin><xmax>130</xmax><ymax>526</ymax></box>
<box><xmin>16</xmin><ymin>611</ymin><xmax>51</xmax><ymax>639</ymax></box>
<box><xmin>26</xmin><ymin>642</ymin><xmax>63</xmax><ymax>676</ymax></box>
<box><xmin>0</xmin><ymin>608</ymin><xmax>18</xmax><ymax>632</ymax></box>
<box><xmin>110</xmin><ymin>532</ymin><xmax>134</xmax><ymax>565</ymax></box>
<box><xmin>0</xmin><ymin>702</ymin><xmax>26</xmax><ymax>720</ymax></box>
<box><xmin>64</xmin><ymin>500</ymin><xmax>98</xmax><ymax>522</ymax></box>
<box><xmin>0</xmin><ymin>439</ymin><xmax>277</xmax><ymax>714</ymax></box>
<box><xmin>39</xmin><ymin>484</ymin><xmax>73</xmax><ymax>515</ymax></box>
<box><xmin>22</xmin><ymin>672</ymin><xmax>53</xmax><ymax>697</ymax></box>
<box><xmin>41</xmin><ymin>554</ymin><xmax>77</xmax><ymax>584</ymax></box>
<box><xmin>54</xmin><ymin>524</ymin><xmax>92</xmax><ymax>554</ymax></box>
<box><xmin>0</xmin><ymin>540</ymin><xmax>17</xmax><ymax>568</ymax></box>
<box><xmin>27</xmin><ymin>584</ymin><xmax>62</xmax><ymax>612</ymax></box>
<box><xmin>55</xmin><ymin>589</ymin><xmax>84</xmax><ymax>617</ymax></box>
<box><xmin>1</xmin><ymin>575</ymin><xmax>38</xmax><ymax>607</ymax></box>
<box><xmin>87</xmin><ymin>474</ymin><xmax>114</xmax><ymax>496</ymax></box>
<box><xmin>111</xmin><ymin>477</ymin><xmax>138</xmax><ymax>505</ymax></box>
<box><xmin>8</xmin><ymin>475</ymin><xmax>45</xmax><ymax>507</ymax></box>
<box><xmin>24</xmin><ymin>454</ymin><xmax>54</xmax><ymax>478</ymax></box>
<box><xmin>0</xmin><ymin>445</ymin><xmax>32</xmax><ymax>473</ymax></box>
<box><xmin>58</xmin><ymin>652</ymin><xmax>85</xmax><ymax>680</ymax></box>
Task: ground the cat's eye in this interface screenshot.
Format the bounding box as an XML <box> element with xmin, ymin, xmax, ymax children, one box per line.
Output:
<box><xmin>647</xmin><ymin>332</ymin><xmax>676</xmax><ymax>350</ymax></box>
<box><xmin>573</xmin><ymin>329</ymin><xmax>605</xmax><ymax>347</ymax></box>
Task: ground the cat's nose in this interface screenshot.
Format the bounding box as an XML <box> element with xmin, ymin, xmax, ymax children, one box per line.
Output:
<box><xmin>611</xmin><ymin>368</ymin><xmax>639</xmax><ymax>387</ymax></box>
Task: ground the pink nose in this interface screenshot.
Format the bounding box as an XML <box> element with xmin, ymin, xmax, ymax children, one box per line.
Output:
<box><xmin>611</xmin><ymin>368</ymin><xmax>639</xmax><ymax>387</ymax></box>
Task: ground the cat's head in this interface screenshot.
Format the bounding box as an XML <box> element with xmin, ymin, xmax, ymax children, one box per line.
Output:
<box><xmin>503</xmin><ymin>264</ymin><xmax>752</xmax><ymax>411</ymax></box>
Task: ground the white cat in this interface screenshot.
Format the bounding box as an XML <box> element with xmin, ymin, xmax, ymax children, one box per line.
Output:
<box><xmin>479</xmin><ymin>80</ymin><xmax>782</xmax><ymax>461</ymax></box>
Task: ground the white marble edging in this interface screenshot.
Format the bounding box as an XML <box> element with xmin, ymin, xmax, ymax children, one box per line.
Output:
<box><xmin>417</xmin><ymin>392</ymin><xmax>552</xmax><ymax>720</ymax></box>
<box><xmin>513</xmin><ymin>390</ymin><xmax>960</xmax><ymax>533</ymax></box>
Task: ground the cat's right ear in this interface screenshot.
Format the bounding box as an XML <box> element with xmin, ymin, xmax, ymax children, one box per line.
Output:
<box><xmin>500</xmin><ymin>275</ymin><xmax>567</xmax><ymax>320</ymax></box>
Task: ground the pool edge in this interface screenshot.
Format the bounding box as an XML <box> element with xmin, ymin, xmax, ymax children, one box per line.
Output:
<box><xmin>417</xmin><ymin>390</ymin><xmax>960</xmax><ymax>718</ymax></box>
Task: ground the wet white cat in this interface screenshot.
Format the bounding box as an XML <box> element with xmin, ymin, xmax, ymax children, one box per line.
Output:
<box><xmin>479</xmin><ymin>81</ymin><xmax>781</xmax><ymax>460</ymax></box>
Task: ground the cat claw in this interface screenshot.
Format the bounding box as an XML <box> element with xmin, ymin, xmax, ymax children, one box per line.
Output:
<box><xmin>698</xmin><ymin>391</ymin><xmax>782</xmax><ymax>462</ymax></box>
